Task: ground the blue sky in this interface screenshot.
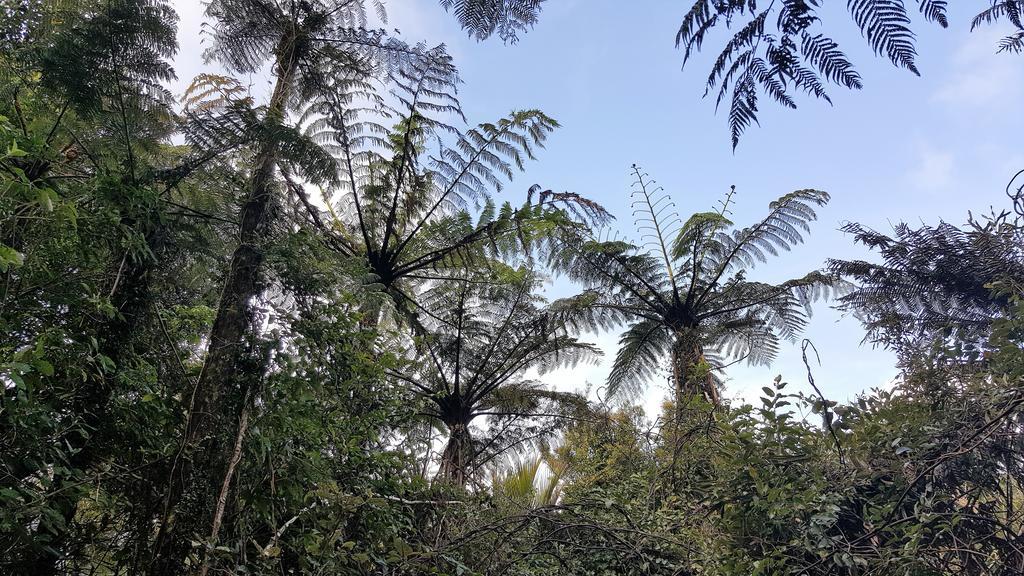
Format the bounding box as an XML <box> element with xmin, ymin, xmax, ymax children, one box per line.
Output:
<box><xmin>170</xmin><ymin>1</ymin><xmax>1024</xmax><ymax>416</ymax></box>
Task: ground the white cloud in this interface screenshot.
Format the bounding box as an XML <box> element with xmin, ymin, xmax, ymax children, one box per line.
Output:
<box><xmin>906</xmin><ymin>143</ymin><xmax>955</xmax><ymax>192</ymax></box>
<box><xmin>933</xmin><ymin>27</ymin><xmax>1024</xmax><ymax>108</ymax></box>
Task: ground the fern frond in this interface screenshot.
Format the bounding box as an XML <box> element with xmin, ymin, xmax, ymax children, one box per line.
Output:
<box><xmin>800</xmin><ymin>32</ymin><xmax>863</xmax><ymax>89</ymax></box>
<box><xmin>439</xmin><ymin>0</ymin><xmax>545</xmax><ymax>43</ymax></box>
<box><xmin>728</xmin><ymin>73</ymin><xmax>759</xmax><ymax>150</ymax></box>
<box><xmin>847</xmin><ymin>0</ymin><xmax>919</xmax><ymax>74</ymax></box>
<box><xmin>679</xmin><ymin>0</ymin><xmax>961</xmax><ymax>145</ymax></box>
<box><xmin>706</xmin><ymin>10</ymin><xmax>769</xmax><ymax>98</ymax></box>
<box><xmin>701</xmin><ymin>189</ymin><xmax>828</xmax><ymax>284</ymax></box>
<box><xmin>676</xmin><ymin>0</ymin><xmax>719</xmax><ymax>61</ymax></box>
<box><xmin>918</xmin><ymin>0</ymin><xmax>948</xmax><ymax>27</ymax></box>
<box><xmin>972</xmin><ymin>2</ymin><xmax>1024</xmax><ymax>53</ymax></box>
<box><xmin>999</xmin><ymin>30</ymin><xmax>1024</xmax><ymax>53</ymax></box>
<box><xmin>430</xmin><ymin>110</ymin><xmax>557</xmax><ymax>209</ymax></box>
<box><xmin>606</xmin><ymin>319</ymin><xmax>673</xmax><ymax>401</ymax></box>
<box><xmin>973</xmin><ymin>1</ymin><xmax>1024</xmax><ymax>30</ymax></box>
<box><xmin>182</xmin><ymin>73</ymin><xmax>249</xmax><ymax>111</ymax></box>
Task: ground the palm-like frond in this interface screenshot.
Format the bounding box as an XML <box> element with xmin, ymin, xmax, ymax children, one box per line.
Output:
<box><xmin>696</xmin><ymin>189</ymin><xmax>829</xmax><ymax>289</ymax></box>
<box><xmin>606</xmin><ymin>319</ymin><xmax>674</xmax><ymax>401</ymax></box>
<box><xmin>293</xmin><ymin>58</ymin><xmax>608</xmax><ymax>328</ymax></box>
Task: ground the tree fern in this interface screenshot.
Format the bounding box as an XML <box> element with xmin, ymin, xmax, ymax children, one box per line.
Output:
<box><xmin>398</xmin><ymin>273</ymin><xmax>598</xmax><ymax>485</ymax></box>
<box><xmin>554</xmin><ymin>165</ymin><xmax>837</xmax><ymax>410</ymax></box>
<box><xmin>829</xmin><ymin>212</ymin><xmax>1024</xmax><ymax>352</ymax></box>
<box><xmin>151</xmin><ymin>3</ymin><xmax>461</xmax><ymax>571</ymax></box>
<box><xmin>295</xmin><ymin>58</ymin><xmax>608</xmax><ymax>329</ymax></box>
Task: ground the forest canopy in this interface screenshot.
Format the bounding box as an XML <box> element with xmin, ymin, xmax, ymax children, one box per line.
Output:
<box><xmin>2</xmin><ymin>1</ymin><xmax>1023</xmax><ymax>575</ymax></box>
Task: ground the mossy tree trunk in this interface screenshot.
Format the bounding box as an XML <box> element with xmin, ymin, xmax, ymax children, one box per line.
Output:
<box><xmin>149</xmin><ymin>33</ymin><xmax>300</xmax><ymax>575</ymax></box>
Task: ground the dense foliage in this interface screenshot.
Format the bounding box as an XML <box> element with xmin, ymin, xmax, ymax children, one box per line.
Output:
<box><xmin>2</xmin><ymin>0</ymin><xmax>1023</xmax><ymax>575</ymax></box>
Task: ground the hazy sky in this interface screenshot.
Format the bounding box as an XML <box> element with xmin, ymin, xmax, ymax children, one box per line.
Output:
<box><xmin>168</xmin><ymin>1</ymin><xmax>1024</xmax><ymax>417</ymax></box>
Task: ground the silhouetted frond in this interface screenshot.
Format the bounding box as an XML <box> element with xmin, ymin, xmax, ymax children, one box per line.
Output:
<box><xmin>848</xmin><ymin>0</ymin><xmax>919</xmax><ymax>74</ymax></box>
<box><xmin>800</xmin><ymin>32</ymin><xmax>862</xmax><ymax>89</ymax></box>
<box><xmin>973</xmin><ymin>1</ymin><xmax>1024</xmax><ymax>30</ymax></box>
<box><xmin>439</xmin><ymin>0</ymin><xmax>545</xmax><ymax>42</ymax></box>
<box><xmin>999</xmin><ymin>30</ymin><xmax>1024</xmax><ymax>53</ymax></box>
<box><xmin>607</xmin><ymin>319</ymin><xmax>673</xmax><ymax>401</ymax></box>
<box><xmin>678</xmin><ymin>0</ymin><xmax>963</xmax><ymax>146</ymax></box>
<box><xmin>918</xmin><ymin>0</ymin><xmax>948</xmax><ymax>27</ymax></box>
<box><xmin>972</xmin><ymin>2</ymin><xmax>1024</xmax><ymax>55</ymax></box>
<box><xmin>829</xmin><ymin>217</ymin><xmax>1024</xmax><ymax>350</ymax></box>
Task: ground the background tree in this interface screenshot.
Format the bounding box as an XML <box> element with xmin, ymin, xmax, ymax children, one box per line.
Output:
<box><xmin>0</xmin><ymin>0</ymin><xmax>236</xmax><ymax>571</ymax></box>
<box><xmin>829</xmin><ymin>208</ymin><xmax>1024</xmax><ymax>354</ymax></box>
<box><xmin>150</xmin><ymin>1</ymin><xmax>474</xmax><ymax>570</ymax></box>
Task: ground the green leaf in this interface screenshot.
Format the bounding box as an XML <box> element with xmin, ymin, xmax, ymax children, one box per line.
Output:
<box><xmin>34</xmin><ymin>360</ymin><xmax>54</xmax><ymax>377</ymax></box>
<box><xmin>36</xmin><ymin>188</ymin><xmax>58</xmax><ymax>211</ymax></box>
<box><xmin>6</xmin><ymin>140</ymin><xmax>27</xmax><ymax>157</ymax></box>
<box><xmin>0</xmin><ymin>244</ymin><xmax>25</xmax><ymax>272</ymax></box>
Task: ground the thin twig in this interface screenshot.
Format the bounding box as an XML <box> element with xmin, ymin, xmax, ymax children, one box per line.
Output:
<box><xmin>801</xmin><ymin>339</ymin><xmax>845</xmax><ymax>465</ymax></box>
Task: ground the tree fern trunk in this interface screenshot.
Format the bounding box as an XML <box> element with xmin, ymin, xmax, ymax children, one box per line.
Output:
<box><xmin>436</xmin><ymin>422</ymin><xmax>474</xmax><ymax>486</ymax></box>
<box><xmin>148</xmin><ymin>35</ymin><xmax>300</xmax><ymax>575</ymax></box>
<box><xmin>670</xmin><ymin>330</ymin><xmax>718</xmax><ymax>413</ymax></box>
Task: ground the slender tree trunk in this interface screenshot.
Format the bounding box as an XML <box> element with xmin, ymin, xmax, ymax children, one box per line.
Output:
<box><xmin>436</xmin><ymin>422</ymin><xmax>474</xmax><ymax>486</ymax></box>
<box><xmin>197</xmin><ymin>386</ymin><xmax>253</xmax><ymax>576</ymax></box>
<box><xmin>148</xmin><ymin>35</ymin><xmax>300</xmax><ymax>575</ymax></box>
